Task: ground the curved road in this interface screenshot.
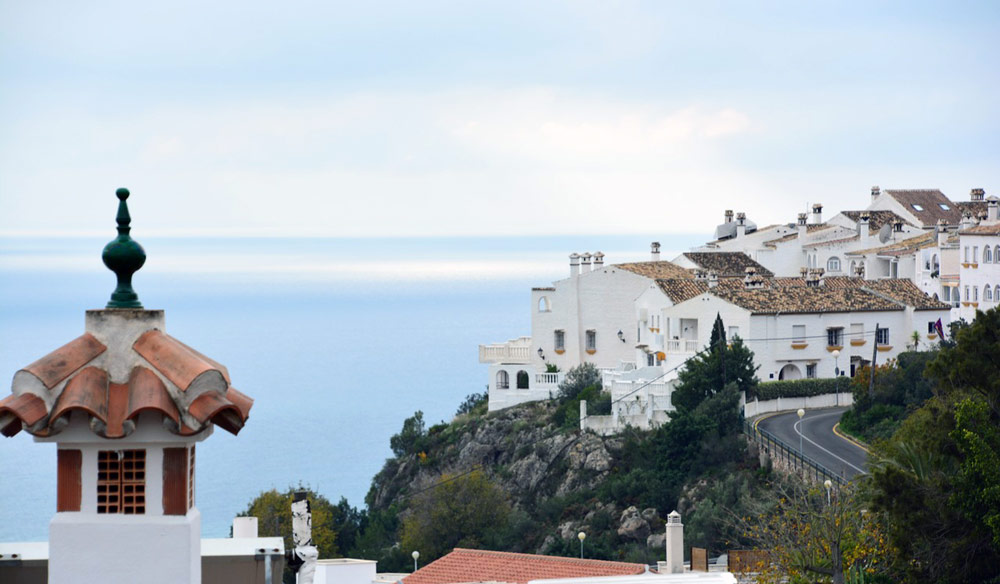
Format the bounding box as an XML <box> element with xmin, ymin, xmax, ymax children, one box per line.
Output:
<box><xmin>755</xmin><ymin>407</ymin><xmax>868</xmax><ymax>481</ymax></box>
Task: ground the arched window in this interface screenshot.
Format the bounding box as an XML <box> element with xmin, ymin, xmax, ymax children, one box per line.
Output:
<box><xmin>995</xmin><ymin>245</ymin><xmax>1000</xmax><ymax>263</ymax></box>
<box><xmin>496</xmin><ymin>370</ymin><xmax>509</xmax><ymax>390</ymax></box>
<box><xmin>995</xmin><ymin>285</ymin><xmax>1000</xmax><ymax>301</ymax></box>
<box><xmin>986</xmin><ymin>247</ymin><xmax>994</xmax><ymax>263</ymax></box>
<box><xmin>974</xmin><ymin>286</ymin><xmax>979</xmax><ymax>302</ymax></box>
<box><xmin>932</xmin><ymin>254</ymin><xmax>939</xmax><ymax>272</ymax></box>
<box><xmin>516</xmin><ymin>370</ymin><xmax>529</xmax><ymax>389</ymax></box>
<box><xmin>538</xmin><ymin>296</ymin><xmax>550</xmax><ymax>312</ymax></box>
<box><xmin>827</xmin><ymin>256</ymin><xmax>841</xmax><ymax>272</ymax></box>
<box><xmin>986</xmin><ymin>285</ymin><xmax>993</xmax><ymax>302</ymax></box>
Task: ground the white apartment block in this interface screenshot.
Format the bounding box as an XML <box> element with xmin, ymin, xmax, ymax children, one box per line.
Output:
<box><xmin>481</xmin><ymin>185</ymin><xmax>992</xmax><ymax>415</ymax></box>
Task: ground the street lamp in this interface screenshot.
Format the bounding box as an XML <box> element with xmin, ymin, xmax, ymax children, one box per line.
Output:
<box><xmin>832</xmin><ymin>349</ymin><xmax>841</xmax><ymax>406</ymax></box>
<box><xmin>538</xmin><ymin>347</ymin><xmax>545</xmax><ymax>360</ymax></box>
<box><xmin>824</xmin><ymin>479</ymin><xmax>833</xmax><ymax>505</ymax></box>
<box><xmin>617</xmin><ymin>330</ymin><xmax>626</xmax><ymax>343</ymax></box>
<box><xmin>578</xmin><ymin>531</ymin><xmax>586</xmax><ymax>558</ymax></box>
<box><xmin>797</xmin><ymin>408</ymin><xmax>805</xmax><ymax>456</ymax></box>
<box><xmin>412</xmin><ymin>550</ymin><xmax>420</xmax><ymax>572</ymax></box>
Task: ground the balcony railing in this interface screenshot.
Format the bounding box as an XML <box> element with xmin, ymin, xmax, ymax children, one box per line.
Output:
<box><xmin>479</xmin><ymin>337</ymin><xmax>532</xmax><ymax>363</ymax></box>
<box><xmin>665</xmin><ymin>339</ymin><xmax>699</xmax><ymax>353</ymax></box>
<box><xmin>535</xmin><ymin>373</ymin><xmax>562</xmax><ymax>385</ymax></box>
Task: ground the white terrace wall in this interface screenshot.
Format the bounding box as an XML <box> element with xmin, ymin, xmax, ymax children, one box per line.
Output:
<box><xmin>743</xmin><ymin>392</ymin><xmax>854</xmax><ymax>419</ymax></box>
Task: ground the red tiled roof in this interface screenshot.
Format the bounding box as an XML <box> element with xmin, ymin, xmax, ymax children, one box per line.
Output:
<box><xmin>2</xmin><ymin>325</ymin><xmax>252</xmax><ymax>439</ymax></box>
<box><xmin>680</xmin><ymin>252</ymin><xmax>774</xmax><ymax>278</ymax></box>
<box><xmin>960</xmin><ymin>222</ymin><xmax>1000</xmax><ymax>236</ymax></box>
<box><xmin>403</xmin><ymin>548</ymin><xmax>646</xmax><ymax>584</ymax></box>
<box><xmin>884</xmin><ymin>189</ymin><xmax>961</xmax><ymax>226</ymax></box>
<box><xmin>615</xmin><ymin>261</ymin><xmax>693</xmax><ymax>280</ymax></box>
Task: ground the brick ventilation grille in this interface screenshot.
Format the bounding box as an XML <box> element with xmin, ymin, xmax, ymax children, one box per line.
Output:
<box><xmin>97</xmin><ymin>450</ymin><xmax>146</xmax><ymax>514</ymax></box>
<box><xmin>188</xmin><ymin>446</ymin><xmax>195</xmax><ymax>509</ymax></box>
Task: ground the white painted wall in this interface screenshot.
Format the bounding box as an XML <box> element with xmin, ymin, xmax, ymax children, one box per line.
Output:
<box><xmin>958</xmin><ymin>231</ymin><xmax>1000</xmax><ymax>322</ymax></box>
<box><xmin>313</xmin><ymin>558</ymin><xmax>377</xmax><ymax>584</ymax></box>
<box><xmin>743</xmin><ymin>392</ymin><xmax>854</xmax><ymax>418</ymax></box>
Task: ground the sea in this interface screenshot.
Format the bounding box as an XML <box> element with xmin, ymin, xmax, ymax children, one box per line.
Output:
<box><xmin>0</xmin><ymin>233</ymin><xmax>703</xmax><ymax>542</ymax></box>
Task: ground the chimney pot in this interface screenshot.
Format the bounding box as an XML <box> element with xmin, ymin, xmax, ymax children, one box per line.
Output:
<box><xmin>871</xmin><ymin>185</ymin><xmax>881</xmax><ymax>203</ymax></box>
<box><xmin>724</xmin><ymin>210</ymin><xmax>734</xmax><ymax>223</ymax></box>
<box><xmin>665</xmin><ymin>511</ymin><xmax>684</xmax><ymax>574</ymax></box>
<box><xmin>569</xmin><ymin>253</ymin><xmax>580</xmax><ymax>277</ymax></box>
<box><xmin>797</xmin><ymin>213</ymin><xmax>808</xmax><ymax>226</ymax></box>
<box><xmin>651</xmin><ymin>242</ymin><xmax>661</xmax><ymax>261</ymax></box>
<box><xmin>971</xmin><ymin>188</ymin><xmax>985</xmax><ymax>202</ymax></box>
<box><xmin>594</xmin><ymin>252</ymin><xmax>605</xmax><ymax>267</ymax></box>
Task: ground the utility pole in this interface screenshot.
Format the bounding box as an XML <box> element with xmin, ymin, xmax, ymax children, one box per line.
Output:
<box><xmin>868</xmin><ymin>322</ymin><xmax>879</xmax><ymax>400</ymax></box>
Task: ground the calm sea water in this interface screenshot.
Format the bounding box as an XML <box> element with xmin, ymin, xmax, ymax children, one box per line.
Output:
<box><xmin>0</xmin><ymin>234</ymin><xmax>701</xmax><ymax>542</ymax></box>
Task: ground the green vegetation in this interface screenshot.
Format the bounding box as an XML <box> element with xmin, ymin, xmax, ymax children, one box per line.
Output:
<box><xmin>673</xmin><ymin>313</ymin><xmax>758</xmax><ymax>409</ymax></box>
<box><xmin>756</xmin><ymin>378</ymin><xmax>843</xmax><ymax>400</ymax></box>
<box><xmin>839</xmin><ymin>351</ymin><xmax>937</xmax><ymax>443</ymax></box>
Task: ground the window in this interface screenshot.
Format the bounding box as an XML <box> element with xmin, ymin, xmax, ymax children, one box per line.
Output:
<box><xmin>996</xmin><ymin>285</ymin><xmax>1000</xmax><ymax>302</ymax></box>
<box><xmin>986</xmin><ymin>285</ymin><xmax>993</xmax><ymax>302</ymax></box>
<box><xmin>912</xmin><ymin>203</ymin><xmax>924</xmax><ymax>211</ymax></box>
<box><xmin>496</xmin><ymin>370</ymin><xmax>509</xmax><ymax>390</ymax></box>
<box><xmin>876</xmin><ymin>327</ymin><xmax>889</xmax><ymax>345</ymax></box>
<box><xmin>973</xmin><ymin>246</ymin><xmax>979</xmax><ymax>263</ymax></box>
<box><xmin>965</xmin><ymin>247</ymin><xmax>970</xmax><ymax>262</ymax></box>
<box><xmin>939</xmin><ymin>203</ymin><xmax>950</xmax><ymax>210</ymax></box>
<box><xmin>932</xmin><ymin>254</ymin><xmax>939</xmax><ymax>271</ymax></box>
<box><xmin>986</xmin><ymin>247</ymin><xmax>994</xmax><ymax>263</ymax></box>
<box><xmin>928</xmin><ymin>321</ymin><xmax>936</xmax><ymax>334</ymax></box>
<box><xmin>827</xmin><ymin>327</ymin><xmax>843</xmax><ymax>347</ymax></box>
<box><xmin>792</xmin><ymin>325</ymin><xmax>806</xmax><ymax>344</ymax></box>
<box><xmin>728</xmin><ymin>326</ymin><xmax>739</xmax><ymax>339</ymax></box>
<box><xmin>538</xmin><ymin>297</ymin><xmax>550</xmax><ymax>312</ymax></box>
<box><xmin>974</xmin><ymin>286</ymin><xmax>979</xmax><ymax>302</ymax></box>
<box><xmin>585</xmin><ymin>330</ymin><xmax>597</xmax><ymax>352</ymax></box>
<box><xmin>97</xmin><ymin>450</ymin><xmax>146</xmax><ymax>515</ymax></box>
<box><xmin>995</xmin><ymin>245</ymin><xmax>1000</xmax><ymax>263</ymax></box>
<box><xmin>965</xmin><ymin>286</ymin><xmax>970</xmax><ymax>301</ymax></box>
<box><xmin>827</xmin><ymin>256</ymin><xmax>841</xmax><ymax>272</ymax></box>
<box><xmin>806</xmin><ymin>363</ymin><xmax>817</xmax><ymax>378</ymax></box>
<box><xmin>554</xmin><ymin>330</ymin><xmax>565</xmax><ymax>351</ymax></box>
<box><xmin>516</xmin><ymin>370</ymin><xmax>529</xmax><ymax>389</ymax></box>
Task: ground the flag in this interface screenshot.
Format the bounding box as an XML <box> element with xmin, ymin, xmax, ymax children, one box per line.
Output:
<box><xmin>935</xmin><ymin>318</ymin><xmax>946</xmax><ymax>340</ymax></box>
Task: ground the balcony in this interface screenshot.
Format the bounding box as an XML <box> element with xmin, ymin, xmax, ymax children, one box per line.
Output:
<box><xmin>665</xmin><ymin>339</ymin><xmax>699</xmax><ymax>353</ymax></box>
<box><xmin>479</xmin><ymin>337</ymin><xmax>532</xmax><ymax>364</ymax></box>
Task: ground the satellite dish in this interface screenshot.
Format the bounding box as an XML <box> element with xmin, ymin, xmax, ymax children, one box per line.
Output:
<box><xmin>878</xmin><ymin>223</ymin><xmax>892</xmax><ymax>243</ymax></box>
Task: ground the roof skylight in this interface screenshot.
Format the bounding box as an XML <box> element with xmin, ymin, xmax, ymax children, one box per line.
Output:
<box><xmin>912</xmin><ymin>204</ymin><xmax>924</xmax><ymax>211</ymax></box>
<box><xmin>939</xmin><ymin>203</ymin><xmax>950</xmax><ymax>210</ymax></box>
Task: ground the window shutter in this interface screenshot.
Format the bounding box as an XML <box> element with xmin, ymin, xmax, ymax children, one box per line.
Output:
<box><xmin>162</xmin><ymin>447</ymin><xmax>189</xmax><ymax>516</ymax></box>
<box><xmin>57</xmin><ymin>449</ymin><xmax>82</xmax><ymax>512</ymax></box>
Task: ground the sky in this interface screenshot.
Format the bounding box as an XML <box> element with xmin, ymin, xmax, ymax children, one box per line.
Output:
<box><xmin>1</xmin><ymin>1</ymin><xmax>998</xmax><ymax>238</ymax></box>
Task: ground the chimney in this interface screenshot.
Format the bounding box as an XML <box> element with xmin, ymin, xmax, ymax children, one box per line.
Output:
<box><xmin>233</xmin><ymin>517</ymin><xmax>259</xmax><ymax>538</ymax></box>
<box><xmin>871</xmin><ymin>185</ymin><xmax>881</xmax><ymax>204</ymax></box>
<box><xmin>651</xmin><ymin>241</ymin><xmax>661</xmax><ymax>261</ymax></box>
<box><xmin>736</xmin><ymin>212</ymin><xmax>747</xmax><ymax>238</ymax></box>
<box><xmin>971</xmin><ymin>188</ymin><xmax>985</xmax><ymax>202</ymax></box>
<box><xmin>892</xmin><ymin>220</ymin><xmax>903</xmax><ymax>233</ymax></box>
<box><xmin>724</xmin><ymin>209</ymin><xmax>734</xmax><ymax>224</ymax></box>
<box><xmin>569</xmin><ymin>253</ymin><xmax>580</xmax><ymax>277</ymax></box>
<box><xmin>854</xmin><ymin>263</ymin><xmax>865</xmax><ymax>278</ymax></box>
<box><xmin>707</xmin><ymin>271</ymin><xmax>718</xmax><ymax>288</ymax></box>
<box><xmin>858</xmin><ymin>212</ymin><xmax>871</xmax><ymax>237</ymax></box>
<box><xmin>811</xmin><ymin>203</ymin><xmax>823</xmax><ymax>225</ymax></box>
<box><xmin>693</xmin><ymin>269</ymin><xmax>707</xmax><ymax>281</ymax></box>
<box><xmin>581</xmin><ymin>253</ymin><xmax>592</xmax><ymax>273</ymax></box>
<box><xmin>797</xmin><ymin>212</ymin><xmax>808</xmax><ymax>238</ymax></box>
<box><xmin>937</xmin><ymin>220</ymin><xmax>949</xmax><ymax>248</ymax></box>
<box><xmin>665</xmin><ymin>511</ymin><xmax>684</xmax><ymax>574</ymax></box>
<box><xmin>744</xmin><ymin>266</ymin><xmax>764</xmax><ymax>289</ymax></box>
<box><xmin>987</xmin><ymin>197</ymin><xmax>999</xmax><ymax>223</ymax></box>
<box><xmin>961</xmin><ymin>211</ymin><xmax>976</xmax><ymax>229</ymax></box>
<box><xmin>800</xmin><ymin>266</ymin><xmax>808</xmax><ymax>278</ymax></box>
<box><xmin>806</xmin><ymin>269</ymin><xmax>822</xmax><ymax>287</ymax></box>
<box><xmin>797</xmin><ymin>212</ymin><xmax>808</xmax><ymax>227</ymax></box>
<box><xmin>593</xmin><ymin>251</ymin><xmax>605</xmax><ymax>268</ymax></box>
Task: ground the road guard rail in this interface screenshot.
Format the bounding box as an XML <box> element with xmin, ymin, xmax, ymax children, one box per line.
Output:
<box><xmin>744</xmin><ymin>419</ymin><xmax>848</xmax><ymax>486</ymax></box>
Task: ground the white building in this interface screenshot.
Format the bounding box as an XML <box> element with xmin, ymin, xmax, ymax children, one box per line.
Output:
<box><xmin>957</xmin><ymin>196</ymin><xmax>1000</xmax><ymax>322</ymax></box>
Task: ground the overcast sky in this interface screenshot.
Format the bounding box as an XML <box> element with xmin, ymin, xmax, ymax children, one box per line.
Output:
<box><xmin>1</xmin><ymin>1</ymin><xmax>998</xmax><ymax>238</ymax></box>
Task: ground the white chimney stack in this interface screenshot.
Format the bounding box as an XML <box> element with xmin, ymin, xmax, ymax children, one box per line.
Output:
<box><xmin>569</xmin><ymin>253</ymin><xmax>580</xmax><ymax>277</ymax></box>
<box><xmin>811</xmin><ymin>203</ymin><xmax>823</xmax><ymax>225</ymax></box>
<box><xmin>987</xmin><ymin>197</ymin><xmax>999</xmax><ymax>223</ymax></box>
<box><xmin>724</xmin><ymin>210</ymin><xmax>734</xmax><ymax>224</ymax></box>
<box><xmin>937</xmin><ymin>220</ymin><xmax>949</xmax><ymax>248</ymax></box>
<box><xmin>581</xmin><ymin>253</ymin><xmax>593</xmax><ymax>273</ymax></box>
<box><xmin>871</xmin><ymin>185</ymin><xmax>881</xmax><ymax>204</ymax></box>
<box><xmin>593</xmin><ymin>251</ymin><xmax>605</xmax><ymax>268</ymax></box>
<box><xmin>971</xmin><ymin>188</ymin><xmax>985</xmax><ymax>202</ymax></box>
<box><xmin>858</xmin><ymin>212</ymin><xmax>871</xmax><ymax>237</ymax></box>
<box><xmin>651</xmin><ymin>241</ymin><xmax>661</xmax><ymax>261</ymax></box>
<box><xmin>665</xmin><ymin>510</ymin><xmax>684</xmax><ymax>574</ymax></box>
<box><xmin>233</xmin><ymin>517</ymin><xmax>258</xmax><ymax>539</ymax></box>
<box><xmin>736</xmin><ymin>212</ymin><xmax>747</xmax><ymax>238</ymax></box>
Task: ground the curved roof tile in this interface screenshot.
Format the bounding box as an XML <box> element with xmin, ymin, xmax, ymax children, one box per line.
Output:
<box><xmin>0</xmin><ymin>393</ymin><xmax>48</xmax><ymax>437</ymax></box>
<box><xmin>18</xmin><ymin>333</ymin><xmax>106</xmax><ymax>391</ymax></box>
<box><xmin>49</xmin><ymin>367</ymin><xmax>108</xmax><ymax>426</ymax></box>
<box><xmin>133</xmin><ymin>330</ymin><xmax>228</xmax><ymax>393</ymax></box>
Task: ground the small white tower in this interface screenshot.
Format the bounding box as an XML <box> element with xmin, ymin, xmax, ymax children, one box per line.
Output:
<box><xmin>0</xmin><ymin>189</ymin><xmax>253</xmax><ymax>584</ymax></box>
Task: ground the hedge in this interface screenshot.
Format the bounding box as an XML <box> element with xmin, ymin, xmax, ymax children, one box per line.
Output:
<box><xmin>754</xmin><ymin>378</ymin><xmax>847</xmax><ymax>401</ymax></box>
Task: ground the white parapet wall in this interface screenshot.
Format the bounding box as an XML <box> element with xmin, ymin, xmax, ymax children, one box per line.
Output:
<box><xmin>743</xmin><ymin>392</ymin><xmax>854</xmax><ymax>419</ymax></box>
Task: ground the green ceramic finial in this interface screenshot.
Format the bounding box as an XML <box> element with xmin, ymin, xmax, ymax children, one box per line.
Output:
<box><xmin>101</xmin><ymin>187</ymin><xmax>146</xmax><ymax>309</ymax></box>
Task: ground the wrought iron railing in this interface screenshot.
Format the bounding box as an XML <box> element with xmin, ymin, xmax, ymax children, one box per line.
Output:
<box><xmin>744</xmin><ymin>419</ymin><xmax>848</xmax><ymax>486</ymax></box>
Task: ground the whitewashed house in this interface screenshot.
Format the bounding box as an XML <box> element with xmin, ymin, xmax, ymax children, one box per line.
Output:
<box><xmin>957</xmin><ymin>196</ymin><xmax>1000</xmax><ymax>322</ymax></box>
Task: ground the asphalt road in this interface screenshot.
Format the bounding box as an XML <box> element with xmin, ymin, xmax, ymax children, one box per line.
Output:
<box><xmin>756</xmin><ymin>407</ymin><xmax>869</xmax><ymax>480</ymax></box>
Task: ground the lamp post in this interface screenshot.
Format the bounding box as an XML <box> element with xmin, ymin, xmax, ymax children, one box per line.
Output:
<box><xmin>797</xmin><ymin>408</ymin><xmax>805</xmax><ymax>457</ymax></box>
<box><xmin>617</xmin><ymin>330</ymin><xmax>625</xmax><ymax>343</ymax></box>
<box><xmin>824</xmin><ymin>479</ymin><xmax>832</xmax><ymax>505</ymax></box>
<box><xmin>832</xmin><ymin>349</ymin><xmax>840</xmax><ymax>406</ymax></box>
<box><xmin>412</xmin><ymin>550</ymin><xmax>420</xmax><ymax>572</ymax></box>
<box><xmin>538</xmin><ymin>347</ymin><xmax>545</xmax><ymax>361</ymax></box>
<box><xmin>578</xmin><ymin>531</ymin><xmax>586</xmax><ymax>559</ymax></box>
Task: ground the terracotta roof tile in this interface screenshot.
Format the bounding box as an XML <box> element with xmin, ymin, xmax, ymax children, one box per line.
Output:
<box><xmin>0</xmin><ymin>393</ymin><xmax>47</xmax><ymax>437</ymax></box>
<box><xmin>49</xmin><ymin>366</ymin><xmax>108</xmax><ymax>424</ymax></box>
<box><xmin>862</xmin><ymin>279</ymin><xmax>951</xmax><ymax>311</ymax></box>
<box><xmin>959</xmin><ymin>222</ymin><xmax>1000</xmax><ymax>236</ymax></box>
<box><xmin>955</xmin><ymin>201</ymin><xmax>988</xmax><ymax>218</ymax></box>
<box><xmin>656</xmin><ymin>279</ymin><xmax>708</xmax><ymax>303</ymax></box>
<box><xmin>840</xmin><ymin>210</ymin><xmax>913</xmax><ymax>231</ymax></box>
<box><xmin>188</xmin><ymin>391</ymin><xmax>248</xmax><ymax>435</ymax></box>
<box><xmin>680</xmin><ymin>252</ymin><xmax>774</xmax><ymax>278</ymax></box>
<box><xmin>403</xmin><ymin>549</ymin><xmax>645</xmax><ymax>584</ymax></box>
<box><xmin>763</xmin><ymin>232</ymin><xmax>798</xmax><ymax>248</ymax></box>
<box><xmin>126</xmin><ymin>366</ymin><xmax>180</xmax><ymax>426</ymax></box>
<box><xmin>19</xmin><ymin>333</ymin><xmax>106</xmax><ymax>391</ymax></box>
<box><xmin>803</xmin><ymin>234</ymin><xmax>860</xmax><ymax>248</ymax></box>
<box><xmin>134</xmin><ymin>330</ymin><xmax>228</xmax><ymax>392</ymax></box>
<box><xmin>846</xmin><ymin>231</ymin><xmax>936</xmax><ymax>256</ymax></box>
<box><xmin>885</xmin><ymin>189</ymin><xmax>961</xmax><ymax>226</ymax></box>
<box><xmin>615</xmin><ymin>261</ymin><xmax>693</xmax><ymax>280</ymax></box>
<box><xmin>709</xmin><ymin>283</ymin><xmax>903</xmax><ymax>315</ymax></box>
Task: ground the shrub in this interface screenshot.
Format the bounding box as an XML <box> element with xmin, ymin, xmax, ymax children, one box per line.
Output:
<box><xmin>755</xmin><ymin>378</ymin><xmax>844</xmax><ymax>400</ymax></box>
<box><xmin>557</xmin><ymin>363</ymin><xmax>602</xmax><ymax>401</ymax></box>
<box><xmin>456</xmin><ymin>392</ymin><xmax>488</xmax><ymax>417</ymax></box>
